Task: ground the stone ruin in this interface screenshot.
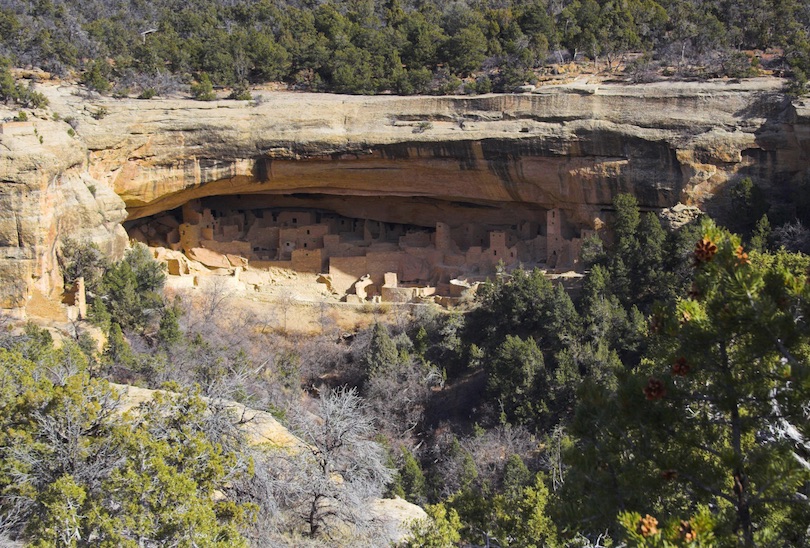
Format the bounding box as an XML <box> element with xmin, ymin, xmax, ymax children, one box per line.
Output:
<box><xmin>126</xmin><ymin>199</ymin><xmax>593</xmax><ymax>304</ymax></box>
<box><xmin>62</xmin><ymin>276</ymin><xmax>87</xmax><ymax>321</ymax></box>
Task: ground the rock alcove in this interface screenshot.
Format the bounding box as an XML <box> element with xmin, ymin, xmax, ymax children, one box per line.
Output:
<box><xmin>125</xmin><ymin>192</ymin><xmax>591</xmax><ymax>302</ymax></box>
<box><xmin>5</xmin><ymin>80</ymin><xmax>805</xmax><ymax>313</ymax></box>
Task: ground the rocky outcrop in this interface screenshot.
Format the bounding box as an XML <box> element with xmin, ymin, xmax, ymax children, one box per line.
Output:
<box><xmin>0</xmin><ymin>117</ymin><xmax>127</xmax><ymax>311</ymax></box>
<box><xmin>112</xmin><ymin>383</ymin><xmax>304</xmax><ymax>447</ymax></box>
<box><xmin>47</xmin><ymin>78</ymin><xmax>804</xmax><ymax>226</ymax></box>
<box><xmin>2</xmin><ymin>78</ymin><xmax>809</xmax><ymax>314</ymax></box>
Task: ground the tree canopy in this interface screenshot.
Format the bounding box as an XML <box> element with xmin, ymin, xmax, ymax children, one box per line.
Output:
<box><xmin>0</xmin><ymin>332</ymin><xmax>254</xmax><ymax>547</ymax></box>
<box><xmin>0</xmin><ymin>0</ymin><xmax>807</xmax><ymax>96</ymax></box>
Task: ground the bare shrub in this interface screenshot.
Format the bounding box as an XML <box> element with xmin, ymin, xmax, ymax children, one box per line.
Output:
<box><xmin>772</xmin><ymin>220</ymin><xmax>810</xmax><ymax>254</ymax></box>
<box><xmin>364</xmin><ymin>357</ymin><xmax>436</xmax><ymax>438</ymax></box>
<box><xmin>112</xmin><ymin>69</ymin><xmax>185</xmax><ymax>98</ymax></box>
<box><xmin>424</xmin><ymin>423</ymin><xmax>539</xmax><ymax>499</ymax></box>
<box><xmin>263</xmin><ymin>388</ymin><xmax>393</xmax><ymax>540</ymax></box>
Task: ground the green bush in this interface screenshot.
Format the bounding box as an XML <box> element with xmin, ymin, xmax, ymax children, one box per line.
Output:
<box><xmin>82</xmin><ymin>60</ymin><xmax>111</xmax><ymax>93</ymax></box>
<box><xmin>0</xmin><ymin>63</ymin><xmax>45</xmax><ymax>107</ymax></box>
<box><xmin>138</xmin><ymin>87</ymin><xmax>157</xmax><ymax>99</ymax></box>
<box><xmin>61</xmin><ymin>241</ymin><xmax>165</xmax><ymax>334</ymax></box>
<box><xmin>0</xmin><ymin>339</ymin><xmax>254</xmax><ymax>546</ymax></box>
<box><xmin>436</xmin><ymin>75</ymin><xmax>462</xmax><ymax>95</ymax></box>
<box><xmin>91</xmin><ymin>106</ymin><xmax>108</xmax><ymax>119</ymax></box>
<box><xmin>190</xmin><ymin>73</ymin><xmax>216</xmax><ymax>101</ymax></box>
<box><xmin>464</xmin><ymin>76</ymin><xmax>492</xmax><ymax>94</ymax></box>
<box><xmin>0</xmin><ymin>61</ymin><xmax>14</xmax><ymax>102</ymax></box>
<box><xmin>16</xmin><ymin>82</ymin><xmax>49</xmax><ymax>108</ymax></box>
<box><xmin>227</xmin><ymin>82</ymin><xmax>252</xmax><ymax>101</ymax></box>
<box><xmin>413</xmin><ymin>120</ymin><xmax>433</xmax><ymax>133</ymax></box>
<box><xmin>58</xmin><ymin>238</ymin><xmax>109</xmax><ymax>295</ymax></box>
<box><xmin>721</xmin><ymin>51</ymin><xmax>756</xmax><ymax>78</ymax></box>
<box><xmin>787</xmin><ymin>68</ymin><xmax>808</xmax><ymax>97</ymax></box>
<box><xmin>100</xmin><ymin>243</ymin><xmax>166</xmax><ymax>332</ymax></box>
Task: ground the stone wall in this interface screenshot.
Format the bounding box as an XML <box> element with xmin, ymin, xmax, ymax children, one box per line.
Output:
<box><xmin>329</xmin><ymin>256</ymin><xmax>368</xmax><ymax>295</ymax></box>
<box><xmin>291</xmin><ymin>248</ymin><xmax>324</xmax><ymax>273</ymax></box>
<box><xmin>365</xmin><ymin>251</ymin><xmax>407</xmax><ymax>288</ymax></box>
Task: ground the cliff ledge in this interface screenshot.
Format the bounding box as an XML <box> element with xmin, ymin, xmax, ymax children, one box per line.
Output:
<box><xmin>1</xmin><ymin>78</ymin><xmax>807</xmax><ymax>314</ymax></box>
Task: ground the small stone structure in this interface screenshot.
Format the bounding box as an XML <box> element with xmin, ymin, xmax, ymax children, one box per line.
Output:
<box><xmin>127</xmin><ymin>199</ymin><xmax>592</xmax><ymax>303</ymax></box>
<box><xmin>62</xmin><ymin>276</ymin><xmax>87</xmax><ymax>320</ymax></box>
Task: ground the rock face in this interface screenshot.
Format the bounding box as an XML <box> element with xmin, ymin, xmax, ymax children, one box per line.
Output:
<box><xmin>0</xmin><ymin>117</ymin><xmax>128</xmax><ymax>311</ymax></box>
<box><xmin>62</xmin><ymin>78</ymin><xmax>806</xmax><ymax>225</ymax></box>
<box><xmin>2</xmin><ymin>78</ymin><xmax>809</xmax><ymax>314</ymax></box>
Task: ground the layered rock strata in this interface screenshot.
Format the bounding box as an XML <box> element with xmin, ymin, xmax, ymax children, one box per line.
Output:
<box><xmin>62</xmin><ymin>78</ymin><xmax>807</xmax><ymax>227</ymax></box>
<box><xmin>1</xmin><ymin>78</ymin><xmax>808</xmax><ymax>313</ymax></box>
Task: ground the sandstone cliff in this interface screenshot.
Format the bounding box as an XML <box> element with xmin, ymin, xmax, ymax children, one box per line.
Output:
<box><xmin>1</xmin><ymin>78</ymin><xmax>808</xmax><ymax>314</ymax></box>
<box><xmin>0</xmin><ymin>115</ymin><xmax>127</xmax><ymax>311</ymax></box>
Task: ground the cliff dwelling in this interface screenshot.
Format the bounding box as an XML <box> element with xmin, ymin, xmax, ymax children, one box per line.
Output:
<box><xmin>125</xmin><ymin>194</ymin><xmax>594</xmax><ymax>304</ymax></box>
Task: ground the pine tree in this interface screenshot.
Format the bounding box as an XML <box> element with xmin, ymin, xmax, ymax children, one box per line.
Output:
<box><xmin>749</xmin><ymin>214</ymin><xmax>771</xmax><ymax>252</ymax></box>
<box><xmin>487</xmin><ymin>335</ymin><xmax>546</xmax><ymax>423</ymax></box>
<box><xmin>101</xmin><ymin>322</ymin><xmax>135</xmax><ymax>371</ymax></box>
<box><xmin>157</xmin><ymin>306</ymin><xmax>182</xmax><ymax>349</ymax></box>
<box><xmin>399</xmin><ymin>446</ymin><xmax>427</xmax><ymax>504</ymax></box>
<box><xmin>611</xmin><ymin>193</ymin><xmax>641</xmax><ymax>254</ymax></box>
<box><xmin>620</xmin><ymin>221</ymin><xmax>810</xmax><ymax>545</ymax></box>
<box><xmin>563</xmin><ymin>221</ymin><xmax>810</xmax><ymax>544</ymax></box>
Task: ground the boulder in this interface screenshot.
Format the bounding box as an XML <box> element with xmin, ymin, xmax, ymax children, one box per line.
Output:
<box><xmin>188</xmin><ymin>247</ymin><xmax>231</xmax><ymax>269</ymax></box>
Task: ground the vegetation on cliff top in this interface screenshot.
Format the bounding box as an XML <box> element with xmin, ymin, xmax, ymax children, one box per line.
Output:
<box><xmin>0</xmin><ymin>0</ymin><xmax>808</xmax><ymax>97</ymax></box>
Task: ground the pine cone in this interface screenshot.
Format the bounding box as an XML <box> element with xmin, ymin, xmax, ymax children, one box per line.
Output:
<box><xmin>638</xmin><ymin>514</ymin><xmax>659</xmax><ymax>537</ymax></box>
<box><xmin>643</xmin><ymin>377</ymin><xmax>666</xmax><ymax>400</ymax></box>
<box><xmin>694</xmin><ymin>237</ymin><xmax>718</xmax><ymax>264</ymax></box>
<box><xmin>679</xmin><ymin>520</ymin><xmax>696</xmax><ymax>542</ymax></box>
<box><xmin>672</xmin><ymin>357</ymin><xmax>690</xmax><ymax>376</ymax></box>
<box><xmin>735</xmin><ymin>245</ymin><xmax>750</xmax><ymax>266</ymax></box>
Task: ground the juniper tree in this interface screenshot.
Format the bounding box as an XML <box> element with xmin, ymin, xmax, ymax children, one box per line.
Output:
<box><xmin>0</xmin><ymin>339</ymin><xmax>253</xmax><ymax>547</ymax></box>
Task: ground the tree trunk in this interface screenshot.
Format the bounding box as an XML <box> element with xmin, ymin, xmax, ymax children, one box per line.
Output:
<box><xmin>721</xmin><ymin>341</ymin><xmax>755</xmax><ymax>546</ymax></box>
<box><xmin>308</xmin><ymin>495</ymin><xmax>321</xmax><ymax>538</ymax></box>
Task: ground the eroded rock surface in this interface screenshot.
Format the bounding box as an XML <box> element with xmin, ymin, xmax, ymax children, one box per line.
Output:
<box><xmin>2</xmin><ymin>78</ymin><xmax>809</xmax><ymax>314</ymax></box>
<box><xmin>52</xmin><ymin>78</ymin><xmax>805</xmax><ymax>226</ymax></box>
<box><xmin>0</xmin><ymin>116</ymin><xmax>127</xmax><ymax>311</ymax></box>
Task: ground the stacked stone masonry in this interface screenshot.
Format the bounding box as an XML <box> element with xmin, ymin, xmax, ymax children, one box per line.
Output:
<box><xmin>126</xmin><ymin>198</ymin><xmax>589</xmax><ymax>303</ymax></box>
